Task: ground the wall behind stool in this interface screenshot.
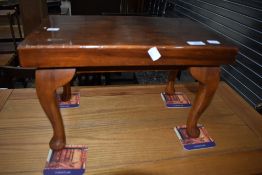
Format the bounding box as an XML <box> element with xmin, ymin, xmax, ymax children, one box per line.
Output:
<box><xmin>166</xmin><ymin>0</ymin><xmax>262</xmax><ymax>112</ymax></box>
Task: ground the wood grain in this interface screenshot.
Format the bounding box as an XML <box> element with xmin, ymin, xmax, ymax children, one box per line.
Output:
<box><xmin>0</xmin><ymin>82</ymin><xmax>261</xmax><ymax>174</ymax></box>
<box><xmin>18</xmin><ymin>16</ymin><xmax>238</xmax><ymax>68</ymax></box>
<box><xmin>35</xmin><ymin>69</ymin><xmax>76</xmax><ymax>150</ymax></box>
<box><xmin>0</xmin><ymin>89</ymin><xmax>12</xmax><ymax>111</ymax></box>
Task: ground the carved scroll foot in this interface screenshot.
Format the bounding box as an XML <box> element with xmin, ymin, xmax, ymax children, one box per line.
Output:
<box><xmin>165</xmin><ymin>70</ymin><xmax>179</xmax><ymax>95</ymax></box>
<box><xmin>36</xmin><ymin>69</ymin><xmax>76</xmax><ymax>150</ymax></box>
<box><xmin>187</xmin><ymin>67</ymin><xmax>220</xmax><ymax>138</ymax></box>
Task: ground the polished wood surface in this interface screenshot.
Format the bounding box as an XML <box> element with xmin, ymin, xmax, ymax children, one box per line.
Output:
<box><xmin>35</xmin><ymin>69</ymin><xmax>75</xmax><ymax>149</ymax></box>
<box><xmin>18</xmin><ymin>16</ymin><xmax>237</xmax><ymax>68</ymax></box>
<box><xmin>17</xmin><ymin>15</ymin><xmax>238</xmax><ymax>150</ymax></box>
<box><xmin>0</xmin><ymin>89</ymin><xmax>12</xmax><ymax>111</ymax></box>
<box><xmin>165</xmin><ymin>70</ymin><xmax>179</xmax><ymax>95</ymax></box>
<box><xmin>61</xmin><ymin>82</ymin><xmax>72</xmax><ymax>101</ymax></box>
<box><xmin>0</xmin><ymin>83</ymin><xmax>262</xmax><ymax>174</ymax></box>
<box><xmin>187</xmin><ymin>67</ymin><xmax>220</xmax><ymax>137</ymax></box>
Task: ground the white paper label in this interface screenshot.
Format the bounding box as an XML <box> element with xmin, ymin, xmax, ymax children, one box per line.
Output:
<box><xmin>46</xmin><ymin>27</ymin><xmax>60</xmax><ymax>32</ymax></box>
<box><xmin>207</xmin><ymin>40</ymin><xmax>221</xmax><ymax>44</ymax></box>
<box><xmin>187</xmin><ymin>41</ymin><xmax>206</xmax><ymax>46</ymax></box>
<box><xmin>148</xmin><ymin>47</ymin><xmax>161</xmax><ymax>61</ymax></box>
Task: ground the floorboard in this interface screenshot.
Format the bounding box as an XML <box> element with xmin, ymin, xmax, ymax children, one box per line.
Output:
<box><xmin>0</xmin><ymin>82</ymin><xmax>261</xmax><ymax>175</ymax></box>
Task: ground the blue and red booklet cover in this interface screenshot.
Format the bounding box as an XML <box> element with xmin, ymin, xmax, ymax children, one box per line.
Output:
<box><xmin>57</xmin><ymin>92</ymin><xmax>80</xmax><ymax>108</ymax></box>
<box><xmin>43</xmin><ymin>145</ymin><xmax>88</xmax><ymax>175</ymax></box>
<box><xmin>174</xmin><ymin>125</ymin><xmax>216</xmax><ymax>150</ymax></box>
<box><xmin>161</xmin><ymin>92</ymin><xmax>191</xmax><ymax>108</ymax></box>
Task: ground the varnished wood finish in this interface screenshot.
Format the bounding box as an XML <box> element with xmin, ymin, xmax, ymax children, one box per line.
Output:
<box><xmin>61</xmin><ymin>83</ymin><xmax>71</xmax><ymax>101</ymax></box>
<box><xmin>17</xmin><ymin>15</ymin><xmax>238</xmax><ymax>149</ymax></box>
<box><xmin>165</xmin><ymin>70</ymin><xmax>179</xmax><ymax>95</ymax></box>
<box><xmin>35</xmin><ymin>69</ymin><xmax>75</xmax><ymax>150</ymax></box>
<box><xmin>0</xmin><ymin>89</ymin><xmax>12</xmax><ymax>111</ymax></box>
<box><xmin>187</xmin><ymin>67</ymin><xmax>220</xmax><ymax>137</ymax></box>
<box><xmin>1</xmin><ymin>83</ymin><xmax>262</xmax><ymax>174</ymax></box>
<box><xmin>18</xmin><ymin>16</ymin><xmax>238</xmax><ymax>68</ymax></box>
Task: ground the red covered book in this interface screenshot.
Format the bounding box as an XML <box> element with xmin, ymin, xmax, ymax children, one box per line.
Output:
<box><xmin>57</xmin><ymin>92</ymin><xmax>80</xmax><ymax>108</ymax></box>
<box><xmin>174</xmin><ymin>125</ymin><xmax>215</xmax><ymax>150</ymax></box>
<box><xmin>161</xmin><ymin>92</ymin><xmax>191</xmax><ymax>108</ymax></box>
<box><xmin>43</xmin><ymin>145</ymin><xmax>88</xmax><ymax>175</ymax></box>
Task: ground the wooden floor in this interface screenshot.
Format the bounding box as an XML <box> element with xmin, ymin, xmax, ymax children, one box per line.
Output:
<box><xmin>0</xmin><ymin>82</ymin><xmax>262</xmax><ymax>175</ymax></box>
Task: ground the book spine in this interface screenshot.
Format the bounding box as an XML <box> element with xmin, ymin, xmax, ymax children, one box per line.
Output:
<box><xmin>160</xmin><ymin>93</ymin><xmax>166</xmax><ymax>103</ymax></box>
<box><xmin>44</xmin><ymin>169</ymin><xmax>84</xmax><ymax>175</ymax></box>
<box><xmin>174</xmin><ymin>127</ymin><xmax>182</xmax><ymax>141</ymax></box>
<box><xmin>184</xmin><ymin>142</ymin><xmax>216</xmax><ymax>150</ymax></box>
<box><xmin>59</xmin><ymin>104</ymin><xmax>79</xmax><ymax>108</ymax></box>
<box><xmin>166</xmin><ymin>104</ymin><xmax>191</xmax><ymax>108</ymax></box>
<box><xmin>46</xmin><ymin>149</ymin><xmax>53</xmax><ymax>162</ymax></box>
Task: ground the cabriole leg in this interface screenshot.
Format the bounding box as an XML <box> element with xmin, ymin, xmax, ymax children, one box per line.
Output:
<box><xmin>187</xmin><ymin>67</ymin><xmax>220</xmax><ymax>137</ymax></box>
<box><xmin>35</xmin><ymin>69</ymin><xmax>75</xmax><ymax>150</ymax></box>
